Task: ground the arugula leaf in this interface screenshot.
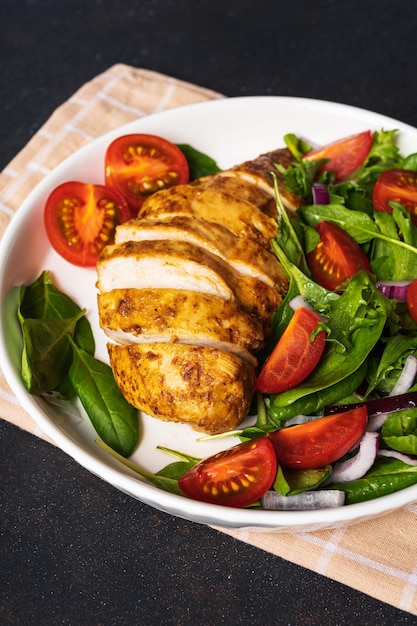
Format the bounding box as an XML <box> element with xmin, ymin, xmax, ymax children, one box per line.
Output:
<box><xmin>370</xmin><ymin>205</ymin><xmax>417</xmax><ymax>280</ymax></box>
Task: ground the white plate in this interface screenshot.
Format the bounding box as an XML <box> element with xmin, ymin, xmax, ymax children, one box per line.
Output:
<box><xmin>2</xmin><ymin>96</ymin><xmax>417</xmax><ymax>532</ymax></box>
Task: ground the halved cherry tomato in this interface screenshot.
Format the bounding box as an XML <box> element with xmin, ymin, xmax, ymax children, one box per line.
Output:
<box><xmin>307</xmin><ymin>220</ymin><xmax>371</xmax><ymax>291</ymax></box>
<box><xmin>303</xmin><ymin>130</ymin><xmax>372</xmax><ymax>181</ymax></box>
<box><xmin>407</xmin><ymin>279</ymin><xmax>417</xmax><ymax>324</ymax></box>
<box><xmin>44</xmin><ymin>181</ymin><xmax>131</xmax><ymax>267</ymax></box>
<box><xmin>178</xmin><ymin>438</ymin><xmax>277</xmax><ymax>508</ymax></box>
<box><xmin>254</xmin><ymin>307</ymin><xmax>326</xmax><ymax>394</ymax></box>
<box><xmin>373</xmin><ymin>168</ymin><xmax>417</xmax><ymax>226</ymax></box>
<box><xmin>105</xmin><ymin>133</ymin><xmax>189</xmax><ymax>215</ymax></box>
<box><xmin>269</xmin><ymin>406</ymin><xmax>368</xmax><ymax>470</ymax></box>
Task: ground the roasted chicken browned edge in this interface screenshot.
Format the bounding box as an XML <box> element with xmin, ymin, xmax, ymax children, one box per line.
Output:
<box><xmin>96</xmin><ymin>146</ymin><xmax>302</xmax><ymax>434</ymax></box>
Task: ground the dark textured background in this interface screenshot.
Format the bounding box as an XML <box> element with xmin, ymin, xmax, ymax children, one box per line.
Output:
<box><xmin>2</xmin><ymin>1</ymin><xmax>417</xmax><ymax>624</ymax></box>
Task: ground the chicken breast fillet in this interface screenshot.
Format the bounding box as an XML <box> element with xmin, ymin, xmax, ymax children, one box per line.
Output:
<box><xmin>98</xmin><ymin>288</ymin><xmax>266</xmax><ymax>364</ymax></box>
<box><xmin>97</xmin><ymin>144</ymin><xmax>296</xmax><ymax>434</ymax></box>
<box><xmin>96</xmin><ymin>239</ymin><xmax>282</xmax><ymax>322</ymax></box>
<box><xmin>114</xmin><ymin>215</ymin><xmax>286</xmax><ymax>288</ymax></box>
<box><xmin>107</xmin><ymin>342</ymin><xmax>256</xmax><ymax>434</ymax></box>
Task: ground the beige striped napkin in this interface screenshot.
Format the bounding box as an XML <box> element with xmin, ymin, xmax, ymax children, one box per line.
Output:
<box><xmin>1</xmin><ymin>64</ymin><xmax>416</xmax><ymax>615</ymax></box>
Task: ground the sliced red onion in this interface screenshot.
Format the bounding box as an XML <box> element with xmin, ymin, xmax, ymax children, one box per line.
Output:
<box><xmin>325</xmin><ymin>390</ymin><xmax>417</xmax><ymax>418</ymax></box>
<box><xmin>367</xmin><ymin>412</ymin><xmax>390</xmax><ymax>432</ymax></box>
<box><xmin>329</xmin><ymin>432</ymin><xmax>379</xmax><ymax>483</ymax></box>
<box><xmin>312</xmin><ymin>183</ymin><xmax>330</xmax><ymax>205</ymax></box>
<box><xmin>375</xmin><ymin>280</ymin><xmax>412</xmax><ymax>302</ymax></box>
<box><xmin>378</xmin><ymin>448</ymin><xmax>417</xmax><ymax>466</ymax></box>
<box><xmin>261</xmin><ymin>489</ymin><xmax>345</xmax><ymax>510</ymax></box>
<box><xmin>388</xmin><ymin>355</ymin><xmax>417</xmax><ymax>397</ymax></box>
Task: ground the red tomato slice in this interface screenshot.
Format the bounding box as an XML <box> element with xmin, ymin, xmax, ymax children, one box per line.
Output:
<box><xmin>407</xmin><ymin>279</ymin><xmax>417</xmax><ymax>324</ymax></box>
<box><xmin>373</xmin><ymin>168</ymin><xmax>417</xmax><ymax>226</ymax></box>
<box><xmin>269</xmin><ymin>406</ymin><xmax>368</xmax><ymax>470</ymax></box>
<box><xmin>44</xmin><ymin>181</ymin><xmax>131</xmax><ymax>267</ymax></box>
<box><xmin>178</xmin><ymin>438</ymin><xmax>277</xmax><ymax>508</ymax></box>
<box><xmin>254</xmin><ymin>307</ymin><xmax>326</xmax><ymax>394</ymax></box>
<box><xmin>307</xmin><ymin>220</ymin><xmax>371</xmax><ymax>291</ymax></box>
<box><xmin>105</xmin><ymin>133</ymin><xmax>189</xmax><ymax>214</ymax></box>
<box><xmin>303</xmin><ymin>130</ymin><xmax>372</xmax><ymax>181</ymax></box>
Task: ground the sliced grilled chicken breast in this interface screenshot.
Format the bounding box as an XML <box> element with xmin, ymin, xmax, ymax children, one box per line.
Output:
<box><xmin>228</xmin><ymin>147</ymin><xmax>303</xmax><ymax>210</ymax></box>
<box><xmin>98</xmin><ymin>288</ymin><xmax>266</xmax><ymax>364</ymax></box>
<box><xmin>137</xmin><ymin>185</ymin><xmax>278</xmax><ymax>249</ymax></box>
<box><xmin>107</xmin><ymin>342</ymin><xmax>256</xmax><ymax>434</ymax></box>
<box><xmin>96</xmin><ymin>239</ymin><xmax>282</xmax><ymax>322</ymax></box>
<box><xmin>114</xmin><ymin>215</ymin><xmax>286</xmax><ymax>288</ymax></box>
<box><xmin>194</xmin><ymin>172</ymin><xmax>278</xmax><ymax>218</ymax></box>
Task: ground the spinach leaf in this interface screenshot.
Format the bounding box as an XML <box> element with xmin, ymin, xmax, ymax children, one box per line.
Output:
<box><xmin>69</xmin><ymin>344</ymin><xmax>139</xmax><ymax>457</ymax></box>
<box><xmin>299</xmin><ymin>203</ymin><xmax>379</xmax><ymax>244</ymax></box>
<box><xmin>21</xmin><ymin>313</ymin><xmax>82</xmax><ymax>395</ymax></box>
<box><xmin>329</xmin><ymin>457</ymin><xmax>417</xmax><ymax>504</ymax></box>
<box><xmin>19</xmin><ymin>270</ymin><xmax>95</xmax><ymax>355</ymax></box>
<box><xmin>177</xmin><ymin>144</ymin><xmax>221</xmax><ymax>180</ymax></box>
<box><xmin>381</xmin><ymin>409</ymin><xmax>417</xmax><ymax>455</ymax></box>
<box><xmin>277</xmin><ymin>465</ymin><xmax>332</xmax><ymax>496</ymax></box>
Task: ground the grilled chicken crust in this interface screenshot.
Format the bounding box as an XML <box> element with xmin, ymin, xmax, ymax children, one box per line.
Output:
<box><xmin>115</xmin><ymin>215</ymin><xmax>285</xmax><ymax>288</ymax></box>
<box><xmin>137</xmin><ymin>185</ymin><xmax>278</xmax><ymax>249</ymax></box>
<box><xmin>107</xmin><ymin>342</ymin><xmax>256</xmax><ymax>434</ymax></box>
<box><xmin>98</xmin><ymin>288</ymin><xmax>265</xmax><ymax>364</ymax></box>
<box><xmin>97</xmin><ymin>145</ymin><xmax>296</xmax><ymax>434</ymax></box>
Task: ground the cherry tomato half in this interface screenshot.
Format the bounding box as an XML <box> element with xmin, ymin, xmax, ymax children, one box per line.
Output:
<box><xmin>269</xmin><ymin>406</ymin><xmax>368</xmax><ymax>470</ymax></box>
<box><xmin>44</xmin><ymin>181</ymin><xmax>131</xmax><ymax>267</ymax></box>
<box><xmin>254</xmin><ymin>307</ymin><xmax>326</xmax><ymax>394</ymax></box>
<box><xmin>407</xmin><ymin>279</ymin><xmax>417</xmax><ymax>324</ymax></box>
<box><xmin>178</xmin><ymin>438</ymin><xmax>277</xmax><ymax>508</ymax></box>
<box><xmin>303</xmin><ymin>130</ymin><xmax>372</xmax><ymax>181</ymax></box>
<box><xmin>105</xmin><ymin>133</ymin><xmax>189</xmax><ymax>215</ymax></box>
<box><xmin>373</xmin><ymin>168</ymin><xmax>417</xmax><ymax>226</ymax></box>
<box><xmin>307</xmin><ymin>220</ymin><xmax>371</xmax><ymax>291</ymax></box>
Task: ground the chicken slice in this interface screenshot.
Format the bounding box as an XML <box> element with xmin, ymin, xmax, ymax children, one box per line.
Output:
<box><xmin>98</xmin><ymin>288</ymin><xmax>266</xmax><ymax>364</ymax></box>
<box><xmin>228</xmin><ymin>147</ymin><xmax>303</xmax><ymax>210</ymax></box>
<box><xmin>194</xmin><ymin>172</ymin><xmax>278</xmax><ymax>218</ymax></box>
<box><xmin>137</xmin><ymin>185</ymin><xmax>278</xmax><ymax>249</ymax></box>
<box><xmin>114</xmin><ymin>215</ymin><xmax>286</xmax><ymax>289</ymax></box>
<box><xmin>96</xmin><ymin>239</ymin><xmax>282</xmax><ymax>322</ymax></box>
<box><xmin>107</xmin><ymin>342</ymin><xmax>256</xmax><ymax>434</ymax></box>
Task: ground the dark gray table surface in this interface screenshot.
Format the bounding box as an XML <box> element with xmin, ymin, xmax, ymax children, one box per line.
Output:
<box><xmin>2</xmin><ymin>1</ymin><xmax>417</xmax><ymax>624</ymax></box>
